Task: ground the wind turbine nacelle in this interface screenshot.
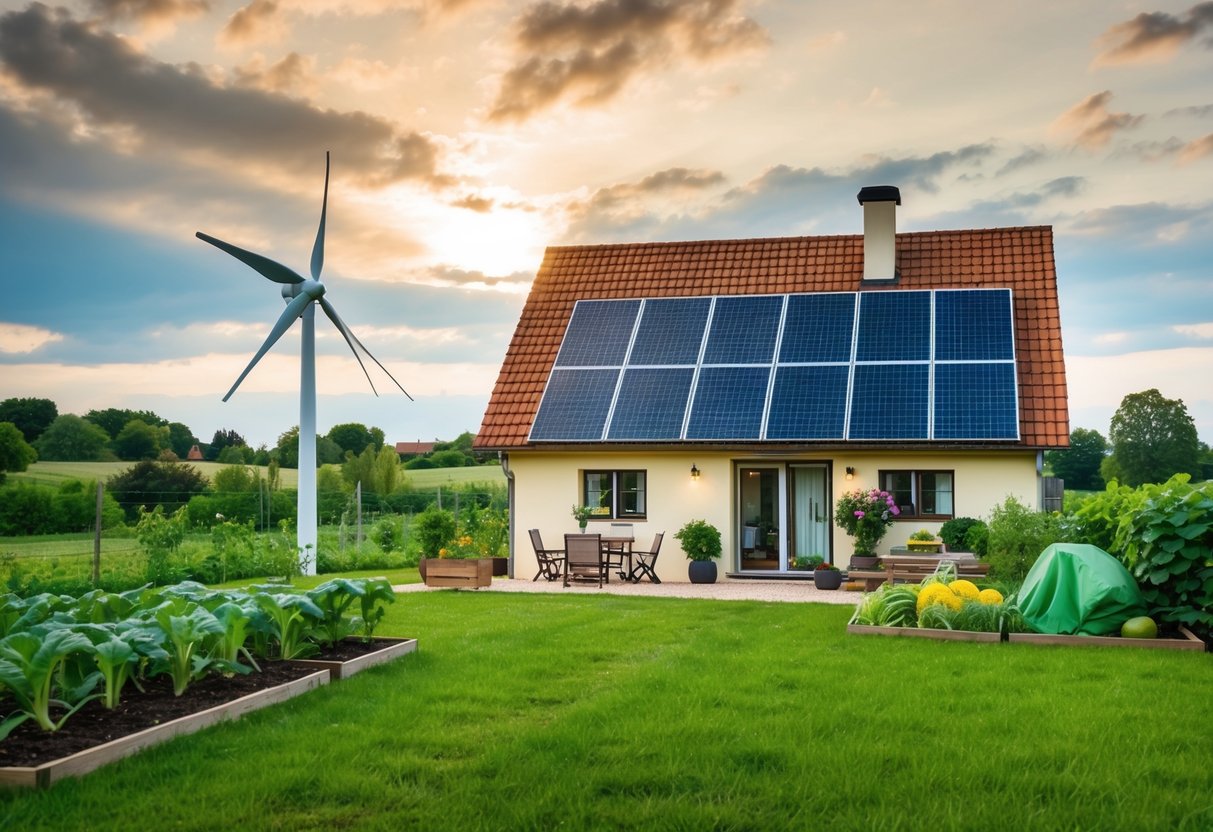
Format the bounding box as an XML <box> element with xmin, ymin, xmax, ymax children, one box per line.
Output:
<box><xmin>282</xmin><ymin>280</ymin><xmax>325</xmax><ymax>304</ymax></box>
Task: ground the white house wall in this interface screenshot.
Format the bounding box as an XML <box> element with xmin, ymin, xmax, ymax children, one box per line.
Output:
<box><xmin>508</xmin><ymin>449</ymin><xmax>1039</xmax><ymax>583</ymax></box>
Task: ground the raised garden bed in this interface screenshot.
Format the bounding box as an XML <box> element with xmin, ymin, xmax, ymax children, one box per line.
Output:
<box><xmin>846</xmin><ymin>621</ymin><xmax>1001</xmax><ymax>643</ymax></box>
<box><xmin>290</xmin><ymin>636</ymin><xmax>418</xmax><ymax>680</ymax></box>
<box><xmin>0</xmin><ymin>664</ymin><xmax>328</xmax><ymax>788</ymax></box>
<box><xmin>422</xmin><ymin>558</ymin><xmax>492</xmax><ymax>588</ymax></box>
<box><xmin>1007</xmin><ymin>626</ymin><xmax>1204</xmax><ymax>651</ymax></box>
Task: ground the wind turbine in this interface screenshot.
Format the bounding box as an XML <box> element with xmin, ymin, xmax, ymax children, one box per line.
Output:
<box><xmin>196</xmin><ymin>151</ymin><xmax>412</xmax><ymax>574</ymax></box>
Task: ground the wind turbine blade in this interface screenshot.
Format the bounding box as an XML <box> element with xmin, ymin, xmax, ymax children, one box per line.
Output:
<box><xmin>319</xmin><ymin>297</ymin><xmax>414</xmax><ymax>401</ymax></box>
<box><xmin>222</xmin><ymin>293</ymin><xmax>314</xmax><ymax>402</ymax></box>
<box><xmin>310</xmin><ymin>151</ymin><xmax>329</xmax><ymax>281</ymax></box>
<box><xmin>318</xmin><ymin>296</ymin><xmax>377</xmax><ymax>396</ymax></box>
<box><xmin>196</xmin><ymin>232</ymin><xmax>306</xmax><ymax>285</ymax></box>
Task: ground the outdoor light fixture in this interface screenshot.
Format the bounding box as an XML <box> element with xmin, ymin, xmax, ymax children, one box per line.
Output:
<box><xmin>845</xmin><ymin>466</ymin><xmax>855</xmax><ymax>480</ymax></box>
<box><xmin>690</xmin><ymin>464</ymin><xmax>701</xmax><ymax>480</ymax></box>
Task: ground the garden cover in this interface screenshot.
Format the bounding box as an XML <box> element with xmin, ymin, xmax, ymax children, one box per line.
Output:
<box><xmin>1018</xmin><ymin>543</ymin><xmax>1147</xmax><ymax>635</ymax></box>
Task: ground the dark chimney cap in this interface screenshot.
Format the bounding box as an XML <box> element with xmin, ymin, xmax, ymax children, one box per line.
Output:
<box><xmin>856</xmin><ymin>185</ymin><xmax>901</xmax><ymax>205</ymax></box>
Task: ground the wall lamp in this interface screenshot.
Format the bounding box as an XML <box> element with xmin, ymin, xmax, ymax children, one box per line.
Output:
<box><xmin>845</xmin><ymin>466</ymin><xmax>856</xmax><ymax>481</ymax></box>
<box><xmin>690</xmin><ymin>464</ymin><xmax>701</xmax><ymax>480</ymax></box>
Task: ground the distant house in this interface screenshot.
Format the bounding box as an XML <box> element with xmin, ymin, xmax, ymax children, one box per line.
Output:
<box><xmin>395</xmin><ymin>441</ymin><xmax>437</xmax><ymax>459</ymax></box>
<box><xmin>475</xmin><ymin>187</ymin><xmax>1069</xmax><ymax>581</ymax></box>
<box><xmin>187</xmin><ymin>444</ymin><xmax>204</xmax><ymax>461</ymax></box>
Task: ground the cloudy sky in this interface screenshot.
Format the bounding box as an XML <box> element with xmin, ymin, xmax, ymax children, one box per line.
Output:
<box><xmin>1</xmin><ymin>0</ymin><xmax>1211</xmax><ymax>449</ymax></box>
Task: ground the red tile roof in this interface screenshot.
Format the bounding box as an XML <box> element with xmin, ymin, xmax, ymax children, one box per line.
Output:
<box><xmin>475</xmin><ymin>227</ymin><xmax>1068</xmax><ymax>449</ymax></box>
<box><xmin>395</xmin><ymin>441</ymin><xmax>436</xmax><ymax>455</ymax></box>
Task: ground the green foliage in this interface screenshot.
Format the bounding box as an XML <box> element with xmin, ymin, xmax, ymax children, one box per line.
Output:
<box><xmin>1045</xmin><ymin>427</ymin><xmax>1107</xmax><ymax>490</ymax></box>
<box><xmin>206</xmin><ymin>428</ymin><xmax>247</xmax><ymax>462</ymax></box>
<box><xmin>108</xmin><ymin>459</ymin><xmax>209</xmax><ymax>520</ymax></box>
<box><xmin>113</xmin><ymin>419</ymin><xmax>164</xmax><ymax>461</ymax></box>
<box><xmin>86</xmin><ymin>408</ymin><xmax>167</xmax><ymax>439</ymax></box>
<box><xmin>212</xmin><ymin>463</ymin><xmax>260</xmax><ymax>494</ymax></box>
<box><xmin>984</xmin><ymin>496</ymin><xmax>1067</xmax><ymax>582</ymax></box>
<box><xmin>370</xmin><ymin>517</ymin><xmax>403</xmax><ymax>553</ymax></box>
<box><xmin>834</xmin><ymin>488</ymin><xmax>900</xmax><ymax>556</ymax></box>
<box><xmin>938</xmin><ymin>517</ymin><xmax>984</xmax><ymax>551</ymax></box>
<box><xmin>0</xmin><ymin>421</ymin><xmax>38</xmax><ymax>483</ymax></box>
<box><xmin>1102</xmin><ymin>475</ymin><xmax>1213</xmax><ymax>632</ymax></box>
<box><xmin>0</xmin><ymin>482</ymin><xmax>56</xmax><ymax>535</ymax></box>
<box><xmin>53</xmin><ymin>479</ymin><xmax>125</xmax><ymax>532</ymax></box>
<box><xmin>250</xmin><ymin>590</ymin><xmax>322</xmax><ymax>660</ymax></box>
<box><xmin>1107</xmin><ymin>388</ymin><xmax>1201</xmax><ymax>486</ymax></box>
<box><xmin>165</xmin><ymin>422</ymin><xmax>198</xmax><ymax>460</ymax></box>
<box><xmin>0</xmin><ymin>397</ymin><xmax>58</xmax><ymax>443</ymax></box>
<box><xmin>305</xmin><ymin>578</ymin><xmax>367</xmax><ymax>647</ymax></box>
<box><xmin>853</xmin><ymin>585</ymin><xmax>919</xmax><ymax>627</ymax></box>
<box><xmin>326</xmin><ymin>423</ymin><xmax>383</xmax><ymax>456</ymax></box>
<box><xmin>353</xmin><ymin>577</ymin><xmax>395</xmax><ymax>641</ymax></box>
<box><xmin>908</xmin><ymin>528</ymin><xmax>935</xmax><ymax>541</ymax></box>
<box><xmin>0</xmin><ymin>628</ymin><xmax>100</xmax><ymax>737</ymax></box>
<box><xmin>413</xmin><ymin>505</ymin><xmax>457</xmax><ymax>559</ymax></box>
<box><xmin>674</xmin><ymin>519</ymin><xmax>722</xmax><ymax>561</ymax></box>
<box><xmin>34</xmin><ymin>414</ymin><xmax>112</xmax><ymax>461</ymax></box>
<box><xmin>341</xmin><ymin>445</ymin><xmax>402</xmax><ymax>498</ymax></box>
<box><xmin>963</xmin><ymin>522</ymin><xmax>989</xmax><ymax>557</ymax></box>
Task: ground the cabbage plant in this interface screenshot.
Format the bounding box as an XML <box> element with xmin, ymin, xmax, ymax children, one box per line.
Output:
<box><xmin>0</xmin><ymin>628</ymin><xmax>100</xmax><ymax>738</ymax></box>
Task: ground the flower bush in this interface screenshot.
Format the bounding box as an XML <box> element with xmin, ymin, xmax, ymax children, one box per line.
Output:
<box><xmin>835</xmin><ymin>488</ymin><xmax>900</xmax><ymax>556</ymax></box>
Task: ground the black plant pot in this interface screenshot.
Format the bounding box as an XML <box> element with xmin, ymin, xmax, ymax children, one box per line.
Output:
<box><xmin>688</xmin><ymin>560</ymin><xmax>718</xmax><ymax>584</ymax></box>
<box><xmin>813</xmin><ymin>569</ymin><xmax>843</xmax><ymax>590</ymax></box>
<box><xmin>490</xmin><ymin>557</ymin><xmax>509</xmax><ymax>577</ymax></box>
<box><xmin>849</xmin><ymin>555</ymin><xmax>879</xmax><ymax>570</ymax></box>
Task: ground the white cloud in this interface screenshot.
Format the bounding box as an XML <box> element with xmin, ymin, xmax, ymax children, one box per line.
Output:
<box><xmin>0</xmin><ymin>322</ymin><xmax>64</xmax><ymax>353</ymax></box>
<box><xmin>1092</xmin><ymin>331</ymin><xmax>1129</xmax><ymax>345</ymax></box>
<box><xmin>1173</xmin><ymin>322</ymin><xmax>1213</xmax><ymax>339</ymax></box>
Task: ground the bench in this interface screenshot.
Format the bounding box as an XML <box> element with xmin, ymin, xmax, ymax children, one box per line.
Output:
<box><xmin>846</xmin><ymin>556</ymin><xmax>989</xmax><ymax>591</ymax></box>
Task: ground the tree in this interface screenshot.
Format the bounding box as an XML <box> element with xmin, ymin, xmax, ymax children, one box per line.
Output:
<box><xmin>1045</xmin><ymin>427</ymin><xmax>1107</xmax><ymax>491</ymax></box>
<box><xmin>34</xmin><ymin>414</ymin><xmax>111</xmax><ymax>461</ymax></box>
<box><xmin>85</xmin><ymin>408</ymin><xmax>166</xmax><ymax>439</ymax></box>
<box><xmin>1107</xmin><ymin>388</ymin><xmax>1201</xmax><ymax>486</ymax></box>
<box><xmin>166</xmin><ymin>422</ymin><xmax>198</xmax><ymax>459</ymax></box>
<box><xmin>113</xmin><ymin>419</ymin><xmax>165</xmax><ymax>461</ymax></box>
<box><xmin>0</xmin><ymin>397</ymin><xmax>58</xmax><ymax>442</ymax></box>
<box><xmin>0</xmin><ymin>421</ymin><xmax>37</xmax><ymax>483</ymax></box>
<box><xmin>326</xmin><ymin>423</ymin><xmax>381</xmax><ymax>456</ymax></box>
<box><xmin>107</xmin><ymin>460</ymin><xmax>209</xmax><ymax>520</ymax></box>
<box><xmin>275</xmin><ymin>426</ymin><xmax>299</xmax><ymax>468</ymax></box>
<box><xmin>206</xmin><ymin>428</ymin><xmax>247</xmax><ymax>461</ymax></box>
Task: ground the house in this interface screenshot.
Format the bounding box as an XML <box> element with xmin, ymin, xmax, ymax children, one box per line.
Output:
<box><xmin>474</xmin><ymin>187</ymin><xmax>1069</xmax><ymax>582</ymax></box>
<box><xmin>395</xmin><ymin>441</ymin><xmax>437</xmax><ymax>459</ymax></box>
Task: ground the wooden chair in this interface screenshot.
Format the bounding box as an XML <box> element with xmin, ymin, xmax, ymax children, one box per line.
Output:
<box><xmin>628</xmin><ymin>532</ymin><xmax>664</xmax><ymax>584</ymax></box>
<box><xmin>564</xmin><ymin>533</ymin><xmax>606</xmax><ymax>588</ymax></box>
<box><xmin>528</xmin><ymin>528</ymin><xmax>564</xmax><ymax>582</ymax></box>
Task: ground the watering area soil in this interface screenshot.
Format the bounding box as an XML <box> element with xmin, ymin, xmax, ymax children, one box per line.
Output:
<box><xmin>0</xmin><ymin>640</ymin><xmax>395</xmax><ymax>769</ymax></box>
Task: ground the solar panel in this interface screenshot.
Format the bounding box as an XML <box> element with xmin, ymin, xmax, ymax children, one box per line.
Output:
<box><xmin>628</xmin><ymin>298</ymin><xmax>711</xmax><ymax>366</ymax></box>
<box><xmin>529</xmin><ymin>369</ymin><xmax>619</xmax><ymax>440</ymax></box>
<box><xmin>702</xmin><ymin>296</ymin><xmax>783</xmax><ymax>365</ymax></box>
<box><xmin>765</xmin><ymin>365</ymin><xmax>850</xmax><ymax>439</ymax></box>
<box><xmin>855</xmin><ymin>291</ymin><xmax>931</xmax><ymax>362</ymax></box>
<box><xmin>607</xmin><ymin>368</ymin><xmax>695</xmax><ymax>440</ymax></box>
<box><xmin>848</xmin><ymin>364</ymin><xmax>929</xmax><ymax>439</ymax></box>
<box><xmin>686</xmin><ymin>366</ymin><xmax>771</xmax><ymax>439</ymax></box>
<box><xmin>935</xmin><ymin>289</ymin><xmax>1014</xmax><ymax>361</ymax></box>
<box><xmin>934</xmin><ymin>363</ymin><xmax>1019</xmax><ymax>439</ymax></box>
<box><xmin>530</xmin><ymin>289</ymin><xmax>1021</xmax><ymax>443</ymax></box>
<box><xmin>778</xmin><ymin>293</ymin><xmax>856</xmax><ymax>363</ymax></box>
<box><xmin>553</xmin><ymin>299</ymin><xmax>641</xmax><ymax>367</ymax></box>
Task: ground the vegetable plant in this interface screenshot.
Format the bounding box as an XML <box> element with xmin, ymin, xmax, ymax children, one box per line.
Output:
<box><xmin>147</xmin><ymin>599</ymin><xmax>228</xmax><ymax>695</ymax></box>
<box><xmin>352</xmin><ymin>578</ymin><xmax>396</xmax><ymax>642</ymax></box>
<box><xmin>251</xmin><ymin>591</ymin><xmax>323</xmax><ymax>660</ymax></box>
<box><xmin>0</xmin><ymin>628</ymin><xmax>100</xmax><ymax>738</ymax></box>
<box><xmin>307</xmin><ymin>579</ymin><xmax>364</xmax><ymax>647</ymax></box>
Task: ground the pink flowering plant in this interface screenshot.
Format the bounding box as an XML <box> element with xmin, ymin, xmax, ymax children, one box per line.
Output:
<box><xmin>835</xmin><ymin>488</ymin><xmax>900</xmax><ymax>557</ymax></box>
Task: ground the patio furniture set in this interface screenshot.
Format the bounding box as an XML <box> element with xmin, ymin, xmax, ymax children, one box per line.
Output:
<box><xmin>529</xmin><ymin>527</ymin><xmax>664</xmax><ymax>587</ymax></box>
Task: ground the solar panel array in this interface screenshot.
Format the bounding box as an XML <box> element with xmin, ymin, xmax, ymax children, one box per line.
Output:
<box><xmin>529</xmin><ymin>289</ymin><xmax>1019</xmax><ymax>442</ymax></box>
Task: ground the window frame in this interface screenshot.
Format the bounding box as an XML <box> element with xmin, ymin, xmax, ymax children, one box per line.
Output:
<box><xmin>582</xmin><ymin>469</ymin><xmax>647</xmax><ymax>520</ymax></box>
<box><xmin>878</xmin><ymin>469</ymin><xmax>955</xmax><ymax>520</ymax></box>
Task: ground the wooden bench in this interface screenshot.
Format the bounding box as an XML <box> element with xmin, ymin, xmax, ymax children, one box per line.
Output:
<box><xmin>847</xmin><ymin>556</ymin><xmax>989</xmax><ymax>591</ymax></box>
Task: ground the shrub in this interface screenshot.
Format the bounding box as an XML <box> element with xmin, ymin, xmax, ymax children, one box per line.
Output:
<box><xmin>413</xmin><ymin>506</ymin><xmax>456</xmax><ymax>559</ymax></box>
<box><xmin>964</xmin><ymin>522</ymin><xmax>989</xmax><ymax>557</ymax></box>
<box><xmin>939</xmin><ymin>517</ymin><xmax>984</xmax><ymax>551</ymax></box>
<box><xmin>835</xmin><ymin>489</ymin><xmax>899</xmax><ymax>556</ymax></box>
<box><xmin>674</xmin><ymin>519</ymin><xmax>722</xmax><ymax>561</ymax></box>
<box><xmin>984</xmin><ymin>496</ymin><xmax>1066</xmax><ymax>582</ymax></box>
<box><xmin>370</xmin><ymin>517</ymin><xmax>404</xmax><ymax>553</ymax></box>
<box><xmin>0</xmin><ymin>482</ymin><xmax>56</xmax><ymax>535</ymax></box>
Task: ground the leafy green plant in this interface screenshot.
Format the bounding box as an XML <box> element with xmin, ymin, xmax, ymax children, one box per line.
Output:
<box><xmin>369</xmin><ymin>517</ymin><xmax>403</xmax><ymax>554</ymax></box>
<box><xmin>251</xmin><ymin>590</ymin><xmax>323</xmax><ymax>660</ymax></box>
<box><xmin>0</xmin><ymin>628</ymin><xmax>100</xmax><ymax>738</ymax></box>
<box><xmin>147</xmin><ymin>599</ymin><xmax>228</xmax><ymax>695</ymax></box>
<box><xmin>674</xmin><ymin>520</ymin><xmax>722</xmax><ymax>561</ymax></box>
<box><xmin>853</xmin><ymin>584</ymin><xmax>918</xmax><ymax>628</ymax></box>
<box><xmin>352</xmin><ymin>578</ymin><xmax>396</xmax><ymax>642</ymax></box>
<box><xmin>307</xmin><ymin>578</ymin><xmax>364</xmax><ymax>647</ymax></box>
<box><xmin>208</xmin><ymin>599</ymin><xmax>261</xmax><ymax>673</ymax></box>
<box><xmin>909</xmin><ymin>528</ymin><xmax>935</xmax><ymax>542</ymax></box>
<box><xmin>984</xmin><ymin>496</ymin><xmax>1066</xmax><ymax>581</ymax></box>
<box><xmin>835</xmin><ymin>489</ymin><xmax>900</xmax><ymax>556</ymax></box>
<box><xmin>413</xmin><ymin>505</ymin><xmax>457</xmax><ymax>559</ymax></box>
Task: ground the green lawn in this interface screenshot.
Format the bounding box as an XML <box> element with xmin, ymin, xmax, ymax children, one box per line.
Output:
<box><xmin>2</xmin><ymin>593</ymin><xmax>1209</xmax><ymax>831</ymax></box>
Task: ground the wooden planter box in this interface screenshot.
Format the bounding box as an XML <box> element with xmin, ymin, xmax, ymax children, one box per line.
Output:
<box><xmin>422</xmin><ymin>558</ymin><xmax>492</xmax><ymax>589</ymax></box>
<box><xmin>0</xmin><ymin>670</ymin><xmax>328</xmax><ymax>789</ymax></box>
<box><xmin>846</xmin><ymin>622</ymin><xmax>1001</xmax><ymax>643</ymax></box>
<box><xmin>1007</xmin><ymin>626</ymin><xmax>1204</xmax><ymax>651</ymax></box>
<box><xmin>290</xmin><ymin>636</ymin><xmax>418</xmax><ymax>681</ymax></box>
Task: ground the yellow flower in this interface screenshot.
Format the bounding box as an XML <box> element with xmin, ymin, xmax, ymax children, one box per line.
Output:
<box><xmin>978</xmin><ymin>588</ymin><xmax>1004</xmax><ymax>605</ymax></box>
<box><xmin>948</xmin><ymin>579</ymin><xmax>980</xmax><ymax>600</ymax></box>
<box><xmin>438</xmin><ymin>548</ymin><xmax>449</xmax><ymax>558</ymax></box>
<box><xmin>917</xmin><ymin>583</ymin><xmax>961</xmax><ymax>613</ymax></box>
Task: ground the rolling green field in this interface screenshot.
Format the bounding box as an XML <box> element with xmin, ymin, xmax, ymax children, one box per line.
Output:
<box><xmin>10</xmin><ymin>460</ymin><xmax>504</xmax><ymax>489</ymax></box>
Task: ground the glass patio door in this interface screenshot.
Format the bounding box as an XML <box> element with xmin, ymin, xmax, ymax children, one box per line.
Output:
<box><xmin>738</xmin><ymin>466</ymin><xmax>781</xmax><ymax>571</ymax></box>
<box><xmin>790</xmin><ymin>465</ymin><xmax>830</xmax><ymax>566</ymax></box>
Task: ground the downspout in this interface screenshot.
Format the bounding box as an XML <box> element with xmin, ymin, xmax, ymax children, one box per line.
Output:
<box><xmin>1036</xmin><ymin>450</ymin><xmax>1044</xmax><ymax>511</ymax></box>
<box><xmin>499</xmin><ymin>451</ymin><xmax>515</xmax><ymax>578</ymax></box>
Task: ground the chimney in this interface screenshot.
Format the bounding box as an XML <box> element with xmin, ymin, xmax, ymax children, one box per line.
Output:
<box><xmin>857</xmin><ymin>185</ymin><xmax>901</xmax><ymax>282</ymax></box>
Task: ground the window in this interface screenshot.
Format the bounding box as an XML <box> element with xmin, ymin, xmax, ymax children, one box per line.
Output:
<box><xmin>583</xmin><ymin>470</ymin><xmax>646</xmax><ymax>519</ymax></box>
<box><xmin>879</xmin><ymin>470</ymin><xmax>954</xmax><ymax>518</ymax></box>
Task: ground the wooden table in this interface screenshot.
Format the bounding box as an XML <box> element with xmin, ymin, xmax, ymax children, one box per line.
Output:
<box><xmin>599</xmin><ymin>531</ymin><xmax>634</xmax><ymax>582</ymax></box>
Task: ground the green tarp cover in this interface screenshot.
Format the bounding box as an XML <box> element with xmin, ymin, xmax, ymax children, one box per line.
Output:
<box><xmin>1019</xmin><ymin>543</ymin><xmax>1147</xmax><ymax>636</ymax></box>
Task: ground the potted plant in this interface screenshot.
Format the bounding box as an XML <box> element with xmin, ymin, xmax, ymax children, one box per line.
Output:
<box><xmin>675</xmin><ymin>519</ymin><xmax>721</xmax><ymax>583</ymax></box>
<box><xmin>813</xmin><ymin>561</ymin><xmax>843</xmax><ymax>590</ymax></box>
<box><xmin>571</xmin><ymin>504</ymin><xmax>593</xmax><ymax>531</ymax></box>
<box><xmin>906</xmin><ymin>528</ymin><xmax>944</xmax><ymax>553</ymax></box>
<box><xmin>793</xmin><ymin>554</ymin><xmax>823</xmax><ymax>571</ymax></box>
<box><xmin>835</xmin><ymin>488</ymin><xmax>900</xmax><ymax>569</ymax></box>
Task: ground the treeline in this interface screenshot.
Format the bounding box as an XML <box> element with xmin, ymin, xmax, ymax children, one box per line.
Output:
<box><xmin>0</xmin><ymin>397</ymin><xmax>490</xmax><ymax>480</ymax></box>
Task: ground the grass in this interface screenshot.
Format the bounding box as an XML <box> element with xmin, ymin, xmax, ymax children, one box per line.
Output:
<box><xmin>1</xmin><ymin>593</ymin><xmax>1210</xmax><ymax>831</ymax></box>
<box><xmin>10</xmin><ymin>460</ymin><xmax>503</xmax><ymax>490</ymax></box>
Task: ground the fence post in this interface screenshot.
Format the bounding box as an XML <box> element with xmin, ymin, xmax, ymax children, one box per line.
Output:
<box><xmin>93</xmin><ymin>481</ymin><xmax>103</xmax><ymax>586</ymax></box>
<box><xmin>356</xmin><ymin>480</ymin><xmax>363</xmax><ymax>549</ymax></box>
